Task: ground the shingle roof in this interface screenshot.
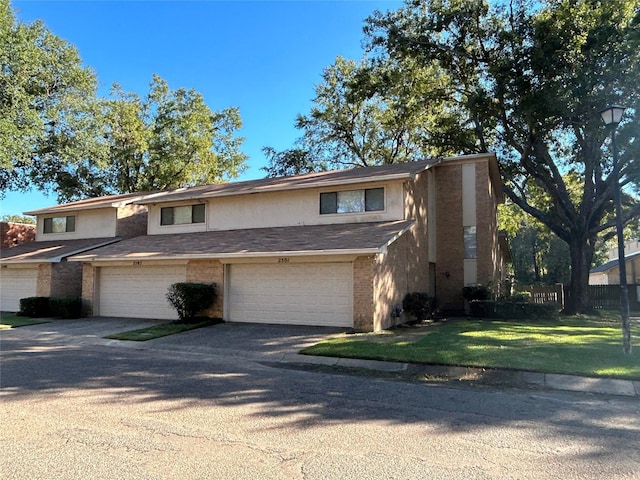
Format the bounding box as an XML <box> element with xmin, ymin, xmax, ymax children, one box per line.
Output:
<box><xmin>24</xmin><ymin>191</ymin><xmax>155</xmax><ymax>216</ymax></box>
<box><xmin>590</xmin><ymin>250</ymin><xmax>640</xmax><ymax>274</ymax></box>
<box><xmin>134</xmin><ymin>159</ymin><xmax>442</xmax><ymax>205</ymax></box>
<box><xmin>70</xmin><ymin>221</ymin><xmax>414</xmax><ymax>262</ymax></box>
<box><xmin>1</xmin><ymin>238</ymin><xmax>121</xmax><ymax>264</ymax></box>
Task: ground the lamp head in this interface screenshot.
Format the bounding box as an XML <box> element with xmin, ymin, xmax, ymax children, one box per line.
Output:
<box><xmin>600</xmin><ymin>104</ymin><xmax>626</xmax><ymax>126</ymax></box>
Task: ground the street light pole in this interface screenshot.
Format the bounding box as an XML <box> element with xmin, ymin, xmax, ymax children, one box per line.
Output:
<box><xmin>600</xmin><ymin>104</ymin><xmax>631</xmax><ymax>355</ymax></box>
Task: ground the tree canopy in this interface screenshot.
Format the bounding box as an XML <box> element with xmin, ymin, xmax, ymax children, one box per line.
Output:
<box><xmin>0</xmin><ymin>0</ymin><xmax>101</xmax><ymax>195</ymax></box>
<box><xmin>272</xmin><ymin>0</ymin><xmax>639</xmax><ymax>314</ymax></box>
<box><xmin>1</xmin><ymin>1</ymin><xmax>247</xmax><ymax>202</ymax></box>
<box><xmin>53</xmin><ymin>76</ymin><xmax>248</xmax><ymax>201</ymax></box>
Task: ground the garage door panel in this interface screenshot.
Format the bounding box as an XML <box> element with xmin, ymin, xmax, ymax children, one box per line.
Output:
<box><xmin>98</xmin><ymin>265</ymin><xmax>187</xmax><ymax>320</ymax></box>
<box><xmin>228</xmin><ymin>263</ymin><xmax>353</xmax><ymax>327</ymax></box>
<box><xmin>0</xmin><ymin>269</ymin><xmax>38</xmax><ymax>312</ymax></box>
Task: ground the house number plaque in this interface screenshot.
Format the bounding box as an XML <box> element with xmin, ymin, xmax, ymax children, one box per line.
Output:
<box><xmin>278</xmin><ymin>258</ymin><xmax>290</xmax><ymax>264</ymax></box>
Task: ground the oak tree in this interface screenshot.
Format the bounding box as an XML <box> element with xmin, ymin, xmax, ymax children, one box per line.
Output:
<box><xmin>362</xmin><ymin>0</ymin><xmax>640</xmax><ymax>314</ymax></box>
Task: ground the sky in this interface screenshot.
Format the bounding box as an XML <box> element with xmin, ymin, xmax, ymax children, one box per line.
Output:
<box><xmin>2</xmin><ymin>0</ymin><xmax>402</xmax><ymax>217</ymax></box>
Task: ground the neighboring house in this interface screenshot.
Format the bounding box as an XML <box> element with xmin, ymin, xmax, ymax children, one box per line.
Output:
<box><xmin>1</xmin><ymin>222</ymin><xmax>36</xmax><ymax>248</ymax></box>
<box><xmin>589</xmin><ymin>241</ymin><xmax>640</xmax><ymax>286</ymax></box>
<box><xmin>71</xmin><ymin>154</ymin><xmax>507</xmax><ymax>331</ymax></box>
<box><xmin>0</xmin><ymin>193</ymin><xmax>149</xmax><ymax>312</ymax></box>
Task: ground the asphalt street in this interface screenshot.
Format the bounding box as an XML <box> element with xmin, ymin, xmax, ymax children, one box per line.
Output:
<box><xmin>2</xmin><ymin>323</ymin><xmax>640</xmax><ymax>479</ymax></box>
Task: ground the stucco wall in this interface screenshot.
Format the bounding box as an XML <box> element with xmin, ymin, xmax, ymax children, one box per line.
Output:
<box><xmin>36</xmin><ymin>209</ymin><xmax>117</xmax><ymax>241</ymax></box>
<box><xmin>146</xmin><ymin>181</ymin><xmax>405</xmax><ymax>235</ymax></box>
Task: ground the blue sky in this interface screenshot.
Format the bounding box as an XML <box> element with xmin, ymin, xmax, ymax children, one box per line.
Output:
<box><xmin>3</xmin><ymin>0</ymin><xmax>402</xmax><ymax>217</ymax></box>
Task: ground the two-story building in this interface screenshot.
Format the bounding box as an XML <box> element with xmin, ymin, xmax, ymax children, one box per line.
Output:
<box><xmin>0</xmin><ymin>193</ymin><xmax>148</xmax><ymax>312</ymax></box>
<box><xmin>70</xmin><ymin>153</ymin><xmax>506</xmax><ymax>331</ymax></box>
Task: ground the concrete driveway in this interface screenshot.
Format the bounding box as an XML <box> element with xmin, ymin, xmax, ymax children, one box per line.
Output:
<box><xmin>7</xmin><ymin>316</ymin><xmax>347</xmax><ymax>360</ymax></box>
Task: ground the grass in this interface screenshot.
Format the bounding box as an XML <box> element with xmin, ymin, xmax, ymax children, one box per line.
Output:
<box><xmin>301</xmin><ymin>315</ymin><xmax>640</xmax><ymax>380</ymax></box>
<box><xmin>104</xmin><ymin>318</ymin><xmax>221</xmax><ymax>341</ymax></box>
<box><xmin>0</xmin><ymin>314</ymin><xmax>50</xmax><ymax>329</ymax></box>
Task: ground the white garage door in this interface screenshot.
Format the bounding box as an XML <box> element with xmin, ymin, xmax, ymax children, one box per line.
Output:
<box><xmin>98</xmin><ymin>265</ymin><xmax>187</xmax><ymax>320</ymax></box>
<box><xmin>0</xmin><ymin>268</ymin><xmax>38</xmax><ymax>312</ymax></box>
<box><xmin>228</xmin><ymin>262</ymin><xmax>353</xmax><ymax>327</ymax></box>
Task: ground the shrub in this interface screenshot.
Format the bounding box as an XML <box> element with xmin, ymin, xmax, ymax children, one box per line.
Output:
<box><xmin>469</xmin><ymin>300</ymin><xmax>496</xmax><ymax>318</ymax></box>
<box><xmin>50</xmin><ymin>297</ymin><xmax>83</xmax><ymax>319</ymax></box>
<box><xmin>402</xmin><ymin>292</ymin><xmax>434</xmax><ymax>321</ymax></box>
<box><xmin>19</xmin><ymin>297</ymin><xmax>50</xmax><ymax>317</ymax></box>
<box><xmin>469</xmin><ymin>300</ymin><xmax>560</xmax><ymax>320</ymax></box>
<box><xmin>167</xmin><ymin>283</ymin><xmax>216</xmax><ymax>322</ymax></box>
<box><xmin>463</xmin><ymin>285</ymin><xmax>491</xmax><ymax>301</ymax></box>
<box><xmin>510</xmin><ymin>291</ymin><xmax>531</xmax><ymax>303</ymax></box>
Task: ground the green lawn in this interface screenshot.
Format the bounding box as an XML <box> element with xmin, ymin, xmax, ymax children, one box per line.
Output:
<box><xmin>301</xmin><ymin>316</ymin><xmax>640</xmax><ymax>380</ymax></box>
<box><xmin>0</xmin><ymin>314</ymin><xmax>50</xmax><ymax>329</ymax></box>
<box><xmin>105</xmin><ymin>318</ymin><xmax>222</xmax><ymax>341</ymax></box>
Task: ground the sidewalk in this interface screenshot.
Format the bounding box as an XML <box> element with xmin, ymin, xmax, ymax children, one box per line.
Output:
<box><xmin>7</xmin><ymin>317</ymin><xmax>640</xmax><ymax>398</ymax></box>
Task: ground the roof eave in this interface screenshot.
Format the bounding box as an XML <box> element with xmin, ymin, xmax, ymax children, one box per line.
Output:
<box><xmin>135</xmin><ymin>171</ymin><xmax>427</xmax><ymax>206</ymax></box>
<box><xmin>24</xmin><ymin>195</ymin><xmax>151</xmax><ymax>216</ymax></box>
<box><xmin>0</xmin><ymin>238</ymin><xmax>122</xmax><ymax>264</ymax></box>
<box><xmin>69</xmin><ymin>247</ymin><xmax>383</xmax><ymax>263</ymax></box>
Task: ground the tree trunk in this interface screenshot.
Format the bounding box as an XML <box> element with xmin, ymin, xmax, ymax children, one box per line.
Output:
<box><xmin>563</xmin><ymin>237</ymin><xmax>595</xmax><ymax>315</ymax></box>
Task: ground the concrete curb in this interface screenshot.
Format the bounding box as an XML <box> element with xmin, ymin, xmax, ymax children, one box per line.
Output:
<box><xmin>276</xmin><ymin>354</ymin><xmax>640</xmax><ymax>398</ymax></box>
<box><xmin>80</xmin><ymin>339</ymin><xmax>640</xmax><ymax>397</ymax></box>
<box><xmin>10</xmin><ymin>320</ymin><xmax>638</xmax><ymax>398</ymax></box>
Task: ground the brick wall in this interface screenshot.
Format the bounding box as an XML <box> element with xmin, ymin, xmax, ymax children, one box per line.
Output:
<box><xmin>50</xmin><ymin>262</ymin><xmax>83</xmax><ymax>297</ymax></box>
<box><xmin>374</xmin><ymin>235</ymin><xmax>409</xmax><ymax>330</ymax></box>
<box><xmin>353</xmin><ymin>255</ymin><xmax>376</xmax><ymax>331</ymax></box>
<box><xmin>1</xmin><ymin>222</ymin><xmax>36</xmax><ymax>248</ymax></box>
<box><xmin>35</xmin><ymin>263</ymin><xmax>52</xmax><ymax>297</ymax></box>
<box><xmin>186</xmin><ymin>259</ymin><xmax>224</xmax><ymax>318</ymax></box>
<box><xmin>434</xmin><ymin>163</ymin><xmax>465</xmax><ymax>312</ymax></box>
<box><xmin>475</xmin><ymin>161</ymin><xmax>501</xmax><ymax>287</ymax></box>
<box><xmin>34</xmin><ymin>262</ymin><xmax>84</xmax><ymax>299</ymax></box>
<box><xmin>81</xmin><ymin>263</ymin><xmax>97</xmax><ymax>315</ymax></box>
<box><xmin>115</xmin><ymin>205</ymin><xmax>148</xmax><ymax>238</ymax></box>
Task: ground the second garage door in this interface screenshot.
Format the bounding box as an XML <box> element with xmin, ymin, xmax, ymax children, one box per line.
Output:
<box><xmin>0</xmin><ymin>267</ymin><xmax>38</xmax><ymax>312</ymax></box>
<box><xmin>97</xmin><ymin>265</ymin><xmax>187</xmax><ymax>320</ymax></box>
<box><xmin>228</xmin><ymin>262</ymin><xmax>353</xmax><ymax>327</ymax></box>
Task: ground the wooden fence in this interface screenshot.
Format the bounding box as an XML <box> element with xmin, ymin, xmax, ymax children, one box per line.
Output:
<box><xmin>523</xmin><ymin>284</ymin><xmax>639</xmax><ymax>311</ymax></box>
<box><xmin>522</xmin><ymin>284</ymin><xmax>565</xmax><ymax>305</ymax></box>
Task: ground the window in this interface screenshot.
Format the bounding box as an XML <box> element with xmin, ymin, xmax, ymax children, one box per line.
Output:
<box><xmin>464</xmin><ymin>226</ymin><xmax>477</xmax><ymax>259</ymax></box>
<box><xmin>160</xmin><ymin>204</ymin><xmax>205</xmax><ymax>225</ymax></box>
<box><xmin>43</xmin><ymin>216</ymin><xmax>75</xmax><ymax>234</ymax></box>
<box><xmin>320</xmin><ymin>188</ymin><xmax>384</xmax><ymax>214</ymax></box>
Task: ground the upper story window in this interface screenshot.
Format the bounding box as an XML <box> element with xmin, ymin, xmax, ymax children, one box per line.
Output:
<box><xmin>160</xmin><ymin>204</ymin><xmax>205</xmax><ymax>226</ymax></box>
<box><xmin>43</xmin><ymin>216</ymin><xmax>75</xmax><ymax>234</ymax></box>
<box><xmin>320</xmin><ymin>188</ymin><xmax>384</xmax><ymax>215</ymax></box>
<box><xmin>464</xmin><ymin>226</ymin><xmax>477</xmax><ymax>259</ymax></box>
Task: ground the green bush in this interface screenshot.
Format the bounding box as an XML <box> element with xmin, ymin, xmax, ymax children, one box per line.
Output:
<box><xmin>463</xmin><ymin>285</ymin><xmax>491</xmax><ymax>301</ymax></box>
<box><xmin>469</xmin><ymin>300</ymin><xmax>560</xmax><ymax>320</ymax></box>
<box><xmin>19</xmin><ymin>297</ymin><xmax>50</xmax><ymax>317</ymax></box>
<box><xmin>402</xmin><ymin>292</ymin><xmax>434</xmax><ymax>321</ymax></box>
<box><xmin>50</xmin><ymin>297</ymin><xmax>83</xmax><ymax>319</ymax></box>
<box><xmin>166</xmin><ymin>283</ymin><xmax>216</xmax><ymax>322</ymax></box>
<box><xmin>510</xmin><ymin>291</ymin><xmax>531</xmax><ymax>303</ymax></box>
<box><xmin>469</xmin><ymin>300</ymin><xmax>496</xmax><ymax>318</ymax></box>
